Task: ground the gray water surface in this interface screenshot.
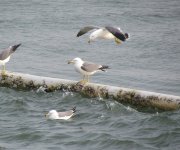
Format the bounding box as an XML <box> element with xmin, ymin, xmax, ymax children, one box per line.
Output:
<box><xmin>0</xmin><ymin>0</ymin><xmax>180</xmax><ymax>149</ymax></box>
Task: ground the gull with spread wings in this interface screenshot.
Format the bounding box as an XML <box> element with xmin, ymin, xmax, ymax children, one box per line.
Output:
<box><xmin>77</xmin><ymin>26</ymin><xmax>129</xmax><ymax>44</ymax></box>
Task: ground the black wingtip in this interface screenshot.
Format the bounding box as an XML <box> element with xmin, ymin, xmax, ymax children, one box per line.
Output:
<box><xmin>14</xmin><ymin>43</ymin><xmax>21</xmax><ymax>47</ymax></box>
<box><xmin>17</xmin><ymin>43</ymin><xmax>21</xmax><ymax>46</ymax></box>
<box><xmin>12</xmin><ymin>43</ymin><xmax>21</xmax><ymax>51</ymax></box>
<box><xmin>72</xmin><ymin>106</ymin><xmax>76</xmax><ymax>113</ymax></box>
<box><xmin>77</xmin><ymin>32</ymin><xmax>82</xmax><ymax>37</ymax></box>
<box><xmin>100</xmin><ymin>65</ymin><xmax>110</xmax><ymax>71</ymax></box>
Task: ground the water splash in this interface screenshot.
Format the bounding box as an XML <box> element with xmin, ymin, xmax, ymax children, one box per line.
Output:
<box><xmin>62</xmin><ymin>89</ymin><xmax>74</xmax><ymax>98</ymax></box>
<box><xmin>36</xmin><ymin>86</ymin><xmax>47</xmax><ymax>93</ymax></box>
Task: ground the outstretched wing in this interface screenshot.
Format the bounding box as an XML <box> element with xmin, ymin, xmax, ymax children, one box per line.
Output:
<box><xmin>77</xmin><ymin>26</ymin><xmax>99</xmax><ymax>37</ymax></box>
<box><xmin>105</xmin><ymin>26</ymin><xmax>126</xmax><ymax>41</ymax></box>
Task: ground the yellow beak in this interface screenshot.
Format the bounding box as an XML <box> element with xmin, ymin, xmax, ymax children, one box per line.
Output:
<box><xmin>68</xmin><ymin>60</ymin><xmax>74</xmax><ymax>64</ymax></box>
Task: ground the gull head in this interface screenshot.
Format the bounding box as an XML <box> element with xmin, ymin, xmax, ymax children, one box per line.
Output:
<box><xmin>45</xmin><ymin>110</ymin><xmax>59</xmax><ymax>120</ymax></box>
<box><xmin>68</xmin><ymin>57</ymin><xmax>83</xmax><ymax>65</ymax></box>
<box><xmin>124</xmin><ymin>33</ymin><xmax>129</xmax><ymax>39</ymax></box>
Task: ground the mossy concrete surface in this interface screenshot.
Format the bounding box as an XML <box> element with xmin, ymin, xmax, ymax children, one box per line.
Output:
<box><xmin>0</xmin><ymin>71</ymin><xmax>180</xmax><ymax>111</ymax></box>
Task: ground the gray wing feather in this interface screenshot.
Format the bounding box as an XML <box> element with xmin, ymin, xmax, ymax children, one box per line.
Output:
<box><xmin>105</xmin><ymin>26</ymin><xmax>126</xmax><ymax>41</ymax></box>
<box><xmin>0</xmin><ymin>44</ymin><xmax>21</xmax><ymax>60</ymax></box>
<box><xmin>81</xmin><ymin>62</ymin><xmax>101</xmax><ymax>72</ymax></box>
<box><xmin>0</xmin><ymin>49</ymin><xmax>11</xmax><ymax>60</ymax></box>
<box><xmin>77</xmin><ymin>26</ymin><xmax>99</xmax><ymax>37</ymax></box>
<box><xmin>58</xmin><ymin>110</ymin><xmax>74</xmax><ymax>117</ymax></box>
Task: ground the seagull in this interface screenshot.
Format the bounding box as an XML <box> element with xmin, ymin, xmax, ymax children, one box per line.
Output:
<box><xmin>77</xmin><ymin>26</ymin><xmax>129</xmax><ymax>44</ymax></box>
<box><xmin>45</xmin><ymin>107</ymin><xmax>76</xmax><ymax>120</ymax></box>
<box><xmin>68</xmin><ymin>57</ymin><xmax>110</xmax><ymax>84</ymax></box>
<box><xmin>0</xmin><ymin>43</ymin><xmax>21</xmax><ymax>75</ymax></box>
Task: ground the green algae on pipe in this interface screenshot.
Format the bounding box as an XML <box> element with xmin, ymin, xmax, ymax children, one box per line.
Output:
<box><xmin>0</xmin><ymin>71</ymin><xmax>180</xmax><ymax>111</ymax></box>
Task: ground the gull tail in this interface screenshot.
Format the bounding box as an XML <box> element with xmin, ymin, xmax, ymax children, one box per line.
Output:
<box><xmin>12</xmin><ymin>43</ymin><xmax>21</xmax><ymax>52</ymax></box>
<box><xmin>72</xmin><ymin>106</ymin><xmax>76</xmax><ymax>113</ymax></box>
<box><xmin>99</xmin><ymin>65</ymin><xmax>110</xmax><ymax>72</ymax></box>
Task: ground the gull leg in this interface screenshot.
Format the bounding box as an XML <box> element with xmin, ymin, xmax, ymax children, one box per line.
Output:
<box><xmin>77</xmin><ymin>75</ymin><xmax>88</xmax><ymax>85</ymax></box>
<box><xmin>83</xmin><ymin>75</ymin><xmax>88</xmax><ymax>84</ymax></box>
<box><xmin>87</xmin><ymin>75</ymin><xmax>90</xmax><ymax>82</ymax></box>
<box><xmin>115</xmin><ymin>38</ymin><xmax>122</xmax><ymax>44</ymax></box>
<box><xmin>1</xmin><ymin>64</ymin><xmax>6</xmax><ymax>75</ymax></box>
<box><xmin>82</xmin><ymin>75</ymin><xmax>86</xmax><ymax>82</ymax></box>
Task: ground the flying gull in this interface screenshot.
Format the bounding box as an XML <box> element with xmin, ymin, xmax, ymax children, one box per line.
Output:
<box><xmin>68</xmin><ymin>57</ymin><xmax>110</xmax><ymax>84</ymax></box>
<box><xmin>77</xmin><ymin>26</ymin><xmax>129</xmax><ymax>44</ymax></box>
<box><xmin>0</xmin><ymin>43</ymin><xmax>21</xmax><ymax>75</ymax></box>
<box><xmin>45</xmin><ymin>107</ymin><xmax>76</xmax><ymax>120</ymax></box>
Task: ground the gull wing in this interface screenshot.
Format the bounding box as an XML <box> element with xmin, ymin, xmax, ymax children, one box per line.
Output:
<box><xmin>77</xmin><ymin>26</ymin><xmax>99</xmax><ymax>37</ymax></box>
<box><xmin>0</xmin><ymin>44</ymin><xmax>21</xmax><ymax>60</ymax></box>
<box><xmin>10</xmin><ymin>43</ymin><xmax>21</xmax><ymax>54</ymax></box>
<box><xmin>105</xmin><ymin>26</ymin><xmax>126</xmax><ymax>41</ymax></box>
<box><xmin>58</xmin><ymin>107</ymin><xmax>76</xmax><ymax>117</ymax></box>
<box><xmin>81</xmin><ymin>61</ymin><xmax>102</xmax><ymax>72</ymax></box>
<box><xmin>58</xmin><ymin>111</ymin><xmax>73</xmax><ymax>117</ymax></box>
<box><xmin>0</xmin><ymin>49</ymin><xmax>11</xmax><ymax>60</ymax></box>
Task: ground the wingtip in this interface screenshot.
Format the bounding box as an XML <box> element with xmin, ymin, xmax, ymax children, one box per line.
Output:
<box><xmin>100</xmin><ymin>65</ymin><xmax>110</xmax><ymax>71</ymax></box>
<box><xmin>14</xmin><ymin>43</ymin><xmax>22</xmax><ymax>47</ymax></box>
<box><xmin>76</xmin><ymin>32</ymin><xmax>81</xmax><ymax>37</ymax></box>
<box><xmin>16</xmin><ymin>43</ymin><xmax>22</xmax><ymax>47</ymax></box>
<box><xmin>11</xmin><ymin>43</ymin><xmax>21</xmax><ymax>51</ymax></box>
<box><xmin>72</xmin><ymin>106</ymin><xmax>76</xmax><ymax>113</ymax></box>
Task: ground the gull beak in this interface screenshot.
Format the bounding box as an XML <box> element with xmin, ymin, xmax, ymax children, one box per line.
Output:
<box><xmin>68</xmin><ymin>60</ymin><xmax>74</xmax><ymax>64</ymax></box>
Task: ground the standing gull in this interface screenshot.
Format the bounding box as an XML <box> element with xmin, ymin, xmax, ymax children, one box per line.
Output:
<box><xmin>0</xmin><ymin>43</ymin><xmax>21</xmax><ymax>75</ymax></box>
<box><xmin>45</xmin><ymin>107</ymin><xmax>76</xmax><ymax>120</ymax></box>
<box><xmin>68</xmin><ymin>57</ymin><xmax>110</xmax><ymax>84</ymax></box>
<box><xmin>77</xmin><ymin>26</ymin><xmax>129</xmax><ymax>44</ymax></box>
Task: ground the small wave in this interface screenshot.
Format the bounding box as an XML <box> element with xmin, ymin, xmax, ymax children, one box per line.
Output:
<box><xmin>0</xmin><ymin>145</ymin><xmax>7</xmax><ymax>150</ymax></box>
<box><xmin>62</xmin><ymin>89</ymin><xmax>74</xmax><ymax>98</ymax></box>
<box><xmin>36</xmin><ymin>86</ymin><xmax>47</xmax><ymax>93</ymax></box>
<box><xmin>105</xmin><ymin>100</ymin><xmax>138</xmax><ymax>113</ymax></box>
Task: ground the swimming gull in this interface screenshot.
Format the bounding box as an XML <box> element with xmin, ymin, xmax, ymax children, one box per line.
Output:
<box><xmin>77</xmin><ymin>26</ymin><xmax>129</xmax><ymax>44</ymax></box>
<box><xmin>68</xmin><ymin>57</ymin><xmax>110</xmax><ymax>84</ymax></box>
<box><xmin>45</xmin><ymin>107</ymin><xmax>76</xmax><ymax>120</ymax></box>
<box><xmin>0</xmin><ymin>43</ymin><xmax>21</xmax><ymax>75</ymax></box>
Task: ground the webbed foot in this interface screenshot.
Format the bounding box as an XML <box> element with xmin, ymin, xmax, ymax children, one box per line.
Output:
<box><xmin>76</xmin><ymin>80</ymin><xmax>88</xmax><ymax>85</ymax></box>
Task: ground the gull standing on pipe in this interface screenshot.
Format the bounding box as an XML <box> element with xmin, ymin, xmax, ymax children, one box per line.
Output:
<box><xmin>0</xmin><ymin>43</ymin><xmax>21</xmax><ymax>75</ymax></box>
<box><xmin>77</xmin><ymin>26</ymin><xmax>129</xmax><ymax>44</ymax></box>
<box><xmin>68</xmin><ymin>57</ymin><xmax>110</xmax><ymax>84</ymax></box>
<box><xmin>45</xmin><ymin>107</ymin><xmax>76</xmax><ymax>120</ymax></box>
